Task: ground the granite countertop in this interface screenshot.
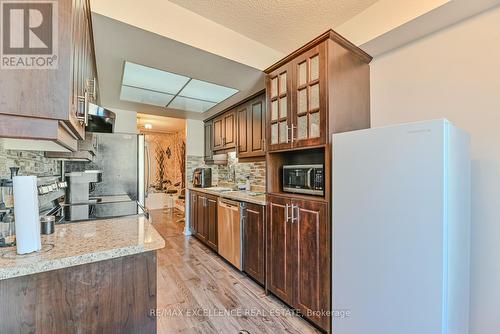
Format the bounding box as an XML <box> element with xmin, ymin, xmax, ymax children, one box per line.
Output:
<box><xmin>188</xmin><ymin>187</ymin><xmax>267</xmax><ymax>205</ymax></box>
<box><xmin>0</xmin><ymin>215</ymin><xmax>165</xmax><ymax>280</ymax></box>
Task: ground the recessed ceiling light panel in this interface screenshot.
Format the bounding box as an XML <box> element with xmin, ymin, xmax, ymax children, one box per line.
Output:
<box><xmin>120</xmin><ymin>85</ymin><xmax>175</xmax><ymax>107</ymax></box>
<box><xmin>168</xmin><ymin>96</ymin><xmax>216</xmax><ymax>113</ymax></box>
<box><xmin>178</xmin><ymin>79</ymin><xmax>238</xmax><ymax>103</ymax></box>
<box><xmin>119</xmin><ymin>61</ymin><xmax>239</xmax><ymax>113</ymax></box>
<box><xmin>122</xmin><ymin>62</ymin><xmax>189</xmax><ymax>94</ymax></box>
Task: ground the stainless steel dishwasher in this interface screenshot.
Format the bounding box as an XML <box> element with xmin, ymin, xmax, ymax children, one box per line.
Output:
<box><xmin>217</xmin><ymin>198</ymin><xmax>244</xmax><ymax>270</ymax></box>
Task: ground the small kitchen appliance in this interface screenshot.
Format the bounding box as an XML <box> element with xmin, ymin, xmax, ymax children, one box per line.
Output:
<box><xmin>282</xmin><ymin>164</ymin><xmax>324</xmax><ymax>196</ymax></box>
<box><xmin>192</xmin><ymin>168</ymin><xmax>212</xmax><ymax>188</ymax></box>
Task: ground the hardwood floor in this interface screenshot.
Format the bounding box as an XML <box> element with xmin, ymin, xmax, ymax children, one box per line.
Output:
<box><xmin>150</xmin><ymin>209</ymin><xmax>321</xmax><ymax>334</ymax></box>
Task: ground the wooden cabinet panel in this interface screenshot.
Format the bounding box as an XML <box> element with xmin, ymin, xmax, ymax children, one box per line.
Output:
<box><xmin>0</xmin><ymin>251</ymin><xmax>157</xmax><ymax>333</ymax></box>
<box><xmin>293</xmin><ymin>199</ymin><xmax>329</xmax><ymax>330</ymax></box>
<box><xmin>206</xmin><ymin>195</ymin><xmax>218</xmax><ymax>251</ymax></box>
<box><xmin>223</xmin><ymin>111</ymin><xmax>236</xmax><ymax>149</ymax></box>
<box><xmin>250</xmin><ymin>97</ymin><xmax>266</xmax><ymax>156</ymax></box>
<box><xmin>237</xmin><ymin>94</ymin><xmax>266</xmax><ymax>159</ymax></box>
<box><xmin>237</xmin><ymin>106</ymin><xmax>249</xmax><ymax>156</ymax></box>
<box><xmin>189</xmin><ymin>191</ymin><xmax>198</xmax><ymax>235</ymax></box>
<box><xmin>0</xmin><ymin>0</ymin><xmax>98</xmax><ymax>144</ymax></box>
<box><xmin>196</xmin><ymin>194</ymin><xmax>208</xmax><ymax>242</ymax></box>
<box><xmin>266</xmin><ymin>194</ymin><xmax>330</xmax><ymax>330</ymax></box>
<box><xmin>266</xmin><ymin>64</ymin><xmax>292</xmax><ymax>152</ymax></box>
<box><xmin>291</xmin><ymin>44</ymin><xmax>327</xmax><ymax>148</ymax></box>
<box><xmin>213</xmin><ymin>117</ymin><xmax>224</xmax><ymax>151</ymax></box>
<box><xmin>243</xmin><ymin>203</ymin><xmax>265</xmax><ymax>285</ymax></box>
<box><xmin>212</xmin><ymin>109</ymin><xmax>236</xmax><ymax>152</ymax></box>
<box><xmin>266</xmin><ymin>195</ymin><xmax>294</xmax><ymax>304</ymax></box>
<box><xmin>204</xmin><ymin>121</ymin><xmax>214</xmax><ymax>163</ymax></box>
<box><xmin>190</xmin><ymin>191</ymin><xmax>218</xmax><ymax>251</ymax></box>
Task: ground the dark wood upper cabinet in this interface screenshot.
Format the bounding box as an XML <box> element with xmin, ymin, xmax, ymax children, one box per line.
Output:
<box><xmin>265</xmin><ymin>30</ymin><xmax>372</xmax><ymax>152</ymax></box>
<box><xmin>223</xmin><ymin>111</ymin><xmax>236</xmax><ymax>149</ymax></box>
<box><xmin>243</xmin><ymin>202</ymin><xmax>265</xmax><ymax>285</ymax></box>
<box><xmin>204</xmin><ymin>121</ymin><xmax>214</xmax><ymax>163</ymax></box>
<box><xmin>237</xmin><ymin>105</ymin><xmax>249</xmax><ymax>156</ymax></box>
<box><xmin>291</xmin><ymin>44</ymin><xmax>327</xmax><ymax>148</ymax></box>
<box><xmin>0</xmin><ymin>0</ymin><xmax>98</xmax><ymax>146</ymax></box>
<box><xmin>266</xmin><ymin>194</ymin><xmax>294</xmax><ymax>305</ymax></box>
<box><xmin>213</xmin><ymin>117</ymin><xmax>224</xmax><ymax>151</ymax></box>
<box><xmin>212</xmin><ymin>110</ymin><xmax>236</xmax><ymax>151</ymax></box>
<box><xmin>237</xmin><ymin>94</ymin><xmax>266</xmax><ymax>159</ymax></box>
<box><xmin>266</xmin><ymin>64</ymin><xmax>293</xmax><ymax>152</ymax></box>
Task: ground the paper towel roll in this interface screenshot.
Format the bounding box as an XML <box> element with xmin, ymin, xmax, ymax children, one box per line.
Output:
<box><xmin>13</xmin><ymin>176</ymin><xmax>41</xmax><ymax>255</ymax></box>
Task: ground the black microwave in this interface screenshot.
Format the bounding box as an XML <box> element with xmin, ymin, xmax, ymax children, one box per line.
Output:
<box><xmin>282</xmin><ymin>164</ymin><xmax>324</xmax><ymax>196</ymax></box>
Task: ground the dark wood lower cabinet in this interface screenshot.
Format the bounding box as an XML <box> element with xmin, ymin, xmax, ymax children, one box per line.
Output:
<box><xmin>267</xmin><ymin>194</ymin><xmax>330</xmax><ymax>331</ymax></box>
<box><xmin>196</xmin><ymin>193</ymin><xmax>208</xmax><ymax>243</ymax></box>
<box><xmin>266</xmin><ymin>195</ymin><xmax>294</xmax><ymax>304</ymax></box>
<box><xmin>190</xmin><ymin>191</ymin><xmax>218</xmax><ymax>251</ymax></box>
<box><xmin>243</xmin><ymin>202</ymin><xmax>266</xmax><ymax>285</ymax></box>
<box><xmin>293</xmin><ymin>198</ymin><xmax>330</xmax><ymax>331</ymax></box>
<box><xmin>206</xmin><ymin>195</ymin><xmax>218</xmax><ymax>251</ymax></box>
<box><xmin>0</xmin><ymin>251</ymin><xmax>157</xmax><ymax>334</ymax></box>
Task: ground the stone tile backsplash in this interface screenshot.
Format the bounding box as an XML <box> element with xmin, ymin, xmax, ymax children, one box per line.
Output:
<box><xmin>186</xmin><ymin>152</ymin><xmax>266</xmax><ymax>188</ymax></box>
<box><xmin>0</xmin><ymin>139</ymin><xmax>61</xmax><ymax>179</ymax></box>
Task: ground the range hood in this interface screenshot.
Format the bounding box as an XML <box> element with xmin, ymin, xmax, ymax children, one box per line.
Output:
<box><xmin>85</xmin><ymin>103</ymin><xmax>116</xmax><ymax>133</ymax></box>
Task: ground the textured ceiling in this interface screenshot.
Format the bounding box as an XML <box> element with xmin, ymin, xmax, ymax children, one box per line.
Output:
<box><xmin>168</xmin><ymin>0</ymin><xmax>379</xmax><ymax>53</ymax></box>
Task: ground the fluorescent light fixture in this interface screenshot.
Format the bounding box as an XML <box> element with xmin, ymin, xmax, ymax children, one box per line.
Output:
<box><xmin>168</xmin><ymin>96</ymin><xmax>216</xmax><ymax>113</ymax></box>
<box><xmin>120</xmin><ymin>61</ymin><xmax>238</xmax><ymax>113</ymax></box>
<box><xmin>178</xmin><ymin>79</ymin><xmax>238</xmax><ymax>103</ymax></box>
<box><xmin>122</xmin><ymin>62</ymin><xmax>189</xmax><ymax>94</ymax></box>
<box><xmin>120</xmin><ymin>85</ymin><xmax>174</xmax><ymax>107</ymax></box>
<box><xmin>144</xmin><ymin>123</ymin><xmax>152</xmax><ymax>129</ymax></box>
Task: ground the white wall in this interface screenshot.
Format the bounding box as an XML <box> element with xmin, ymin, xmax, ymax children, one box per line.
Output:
<box><xmin>370</xmin><ymin>6</ymin><xmax>500</xmax><ymax>333</ymax></box>
<box><xmin>110</xmin><ymin>108</ymin><xmax>138</xmax><ymax>134</ymax></box>
<box><xmin>185</xmin><ymin>119</ymin><xmax>204</xmax><ymax>156</ymax></box>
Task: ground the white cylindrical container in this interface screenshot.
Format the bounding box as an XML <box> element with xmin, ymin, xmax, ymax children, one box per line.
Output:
<box><xmin>13</xmin><ymin>176</ymin><xmax>41</xmax><ymax>254</ymax></box>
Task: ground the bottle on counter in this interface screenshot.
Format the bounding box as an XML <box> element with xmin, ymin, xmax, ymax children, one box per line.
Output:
<box><xmin>0</xmin><ymin>167</ymin><xmax>19</xmax><ymax>247</ymax></box>
<box><xmin>0</xmin><ymin>211</ymin><xmax>16</xmax><ymax>247</ymax></box>
<box><xmin>245</xmin><ymin>176</ymin><xmax>251</xmax><ymax>191</ymax></box>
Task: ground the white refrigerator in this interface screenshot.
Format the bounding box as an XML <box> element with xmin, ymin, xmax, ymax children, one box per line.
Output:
<box><xmin>332</xmin><ymin>119</ymin><xmax>470</xmax><ymax>334</ymax></box>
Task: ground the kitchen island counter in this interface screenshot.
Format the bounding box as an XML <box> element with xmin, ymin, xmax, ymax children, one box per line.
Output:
<box><xmin>0</xmin><ymin>215</ymin><xmax>165</xmax><ymax>280</ymax></box>
<box><xmin>0</xmin><ymin>215</ymin><xmax>164</xmax><ymax>333</ymax></box>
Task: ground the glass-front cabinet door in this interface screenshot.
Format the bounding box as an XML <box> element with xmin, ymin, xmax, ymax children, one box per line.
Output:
<box><xmin>267</xmin><ymin>63</ymin><xmax>292</xmax><ymax>151</ymax></box>
<box><xmin>292</xmin><ymin>43</ymin><xmax>326</xmax><ymax>148</ymax></box>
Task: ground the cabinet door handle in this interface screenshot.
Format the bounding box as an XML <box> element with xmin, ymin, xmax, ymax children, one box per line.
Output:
<box><xmin>77</xmin><ymin>91</ymin><xmax>89</xmax><ymax>126</ymax></box>
<box><xmin>285</xmin><ymin>204</ymin><xmax>289</xmax><ymax>222</ymax></box>
<box><xmin>291</xmin><ymin>204</ymin><xmax>299</xmax><ymax>223</ymax></box>
<box><xmin>291</xmin><ymin>123</ymin><xmax>296</xmax><ymax>143</ymax></box>
<box><xmin>86</xmin><ymin>78</ymin><xmax>97</xmax><ymax>101</ymax></box>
